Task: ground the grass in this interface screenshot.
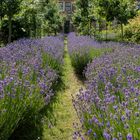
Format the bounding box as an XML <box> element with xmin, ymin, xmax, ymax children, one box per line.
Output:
<box><xmin>42</xmin><ymin>39</ymin><xmax>84</xmax><ymax>140</ymax></box>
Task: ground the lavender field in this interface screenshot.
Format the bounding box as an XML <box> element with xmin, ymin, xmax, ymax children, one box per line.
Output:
<box><xmin>1</xmin><ymin>0</ymin><xmax>140</xmax><ymax>139</ymax></box>
<box><xmin>0</xmin><ymin>36</ymin><xmax>64</xmax><ymax>139</ymax></box>
<box><xmin>0</xmin><ymin>33</ymin><xmax>140</xmax><ymax>140</ymax></box>
<box><xmin>73</xmin><ymin>48</ymin><xmax>140</xmax><ymax>139</ymax></box>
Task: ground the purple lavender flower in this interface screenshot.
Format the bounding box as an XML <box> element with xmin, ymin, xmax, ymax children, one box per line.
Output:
<box><xmin>71</xmin><ymin>34</ymin><xmax>140</xmax><ymax>140</ymax></box>
<box><xmin>113</xmin><ymin>138</ymin><xmax>118</xmax><ymax>140</ymax></box>
<box><xmin>106</xmin><ymin>121</ymin><xmax>110</xmax><ymax>128</ymax></box>
<box><xmin>103</xmin><ymin>131</ymin><xmax>111</xmax><ymax>140</ymax></box>
<box><xmin>127</xmin><ymin>133</ymin><xmax>133</xmax><ymax>140</ymax></box>
<box><xmin>87</xmin><ymin>129</ymin><xmax>92</xmax><ymax>135</ymax></box>
<box><xmin>121</xmin><ymin>115</ymin><xmax>126</xmax><ymax>122</ymax></box>
<box><xmin>0</xmin><ymin>35</ymin><xmax>64</xmax><ymax>139</ymax></box>
<box><xmin>93</xmin><ymin>132</ymin><xmax>97</xmax><ymax>138</ymax></box>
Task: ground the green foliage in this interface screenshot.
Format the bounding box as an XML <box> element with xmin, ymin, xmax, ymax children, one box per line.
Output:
<box><xmin>21</xmin><ymin>8</ymin><xmax>41</xmax><ymax>38</ymax></box>
<box><xmin>1</xmin><ymin>0</ymin><xmax>22</xmax><ymax>18</ymax></box>
<box><xmin>98</xmin><ymin>0</ymin><xmax>113</xmax><ymax>21</ymax></box>
<box><xmin>124</xmin><ymin>15</ymin><xmax>140</xmax><ymax>43</ymax></box>
<box><xmin>97</xmin><ymin>0</ymin><xmax>137</xmax><ymax>40</ymax></box>
<box><xmin>76</xmin><ymin>0</ymin><xmax>89</xmax><ymax>17</ymax></box>
<box><xmin>1</xmin><ymin>0</ymin><xmax>23</xmax><ymax>43</ymax></box>
<box><xmin>73</xmin><ymin>0</ymin><xmax>137</xmax><ymax>40</ymax></box>
<box><xmin>0</xmin><ymin>0</ymin><xmax>64</xmax><ymax>43</ymax></box>
<box><xmin>0</xmin><ymin>19</ymin><xmax>28</xmax><ymax>44</ymax></box>
<box><xmin>44</xmin><ymin>0</ymin><xmax>64</xmax><ymax>35</ymax></box>
<box><xmin>72</xmin><ymin>0</ymin><xmax>95</xmax><ymax>35</ymax></box>
<box><xmin>0</xmin><ymin>1</ymin><xmax>5</xmax><ymax>19</ymax></box>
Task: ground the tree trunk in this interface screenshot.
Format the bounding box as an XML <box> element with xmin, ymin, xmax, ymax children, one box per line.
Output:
<box><xmin>121</xmin><ymin>23</ymin><xmax>124</xmax><ymax>41</ymax></box>
<box><xmin>98</xmin><ymin>20</ymin><xmax>101</xmax><ymax>40</ymax></box>
<box><xmin>89</xmin><ymin>20</ymin><xmax>92</xmax><ymax>38</ymax></box>
<box><xmin>54</xmin><ymin>29</ymin><xmax>57</xmax><ymax>36</ymax></box>
<box><xmin>8</xmin><ymin>15</ymin><xmax>12</xmax><ymax>43</ymax></box>
<box><xmin>93</xmin><ymin>21</ymin><xmax>96</xmax><ymax>38</ymax></box>
<box><xmin>106</xmin><ymin>21</ymin><xmax>108</xmax><ymax>41</ymax></box>
<box><xmin>94</xmin><ymin>26</ymin><xmax>96</xmax><ymax>38</ymax></box>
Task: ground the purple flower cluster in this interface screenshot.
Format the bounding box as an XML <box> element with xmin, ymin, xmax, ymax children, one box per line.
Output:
<box><xmin>41</xmin><ymin>36</ymin><xmax>64</xmax><ymax>64</ymax></box>
<box><xmin>67</xmin><ymin>32</ymin><xmax>100</xmax><ymax>54</ymax></box>
<box><xmin>0</xmin><ymin>37</ymin><xmax>64</xmax><ymax>64</ymax></box>
<box><xmin>67</xmin><ymin>33</ymin><xmax>114</xmax><ymax>75</ymax></box>
<box><xmin>67</xmin><ymin>32</ymin><xmax>140</xmax><ymax>55</ymax></box>
<box><xmin>73</xmin><ymin>47</ymin><xmax>140</xmax><ymax>139</ymax></box>
<box><xmin>0</xmin><ymin>36</ymin><xmax>64</xmax><ymax>139</ymax></box>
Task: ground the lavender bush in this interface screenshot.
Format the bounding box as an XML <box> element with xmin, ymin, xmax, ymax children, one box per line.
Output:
<box><xmin>73</xmin><ymin>47</ymin><xmax>140</xmax><ymax>140</ymax></box>
<box><xmin>0</xmin><ymin>36</ymin><xmax>64</xmax><ymax>139</ymax></box>
<box><xmin>67</xmin><ymin>33</ymin><xmax>112</xmax><ymax>76</ymax></box>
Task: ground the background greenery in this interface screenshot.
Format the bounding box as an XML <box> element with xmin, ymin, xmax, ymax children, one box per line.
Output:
<box><xmin>72</xmin><ymin>0</ymin><xmax>139</xmax><ymax>42</ymax></box>
<box><xmin>0</xmin><ymin>0</ymin><xmax>64</xmax><ymax>44</ymax></box>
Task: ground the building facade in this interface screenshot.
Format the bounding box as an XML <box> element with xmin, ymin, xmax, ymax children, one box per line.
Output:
<box><xmin>58</xmin><ymin>0</ymin><xmax>75</xmax><ymax>33</ymax></box>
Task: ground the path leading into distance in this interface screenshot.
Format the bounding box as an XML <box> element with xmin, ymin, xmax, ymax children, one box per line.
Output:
<box><xmin>43</xmin><ymin>39</ymin><xmax>84</xmax><ymax>140</ymax></box>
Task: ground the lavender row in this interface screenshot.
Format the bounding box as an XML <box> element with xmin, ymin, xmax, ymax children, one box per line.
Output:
<box><xmin>73</xmin><ymin>47</ymin><xmax>140</xmax><ymax>140</ymax></box>
<box><xmin>0</xmin><ymin>36</ymin><xmax>64</xmax><ymax>139</ymax></box>
<box><xmin>67</xmin><ymin>32</ymin><xmax>140</xmax><ymax>54</ymax></box>
<box><xmin>67</xmin><ymin>32</ymin><xmax>113</xmax><ymax>76</ymax></box>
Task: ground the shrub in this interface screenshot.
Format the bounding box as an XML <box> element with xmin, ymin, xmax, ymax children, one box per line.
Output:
<box><xmin>0</xmin><ymin>36</ymin><xmax>64</xmax><ymax>139</ymax></box>
<box><xmin>73</xmin><ymin>47</ymin><xmax>140</xmax><ymax>140</ymax></box>
<box><xmin>70</xmin><ymin>48</ymin><xmax>106</xmax><ymax>76</ymax></box>
<box><xmin>124</xmin><ymin>15</ymin><xmax>140</xmax><ymax>43</ymax></box>
<box><xmin>68</xmin><ymin>33</ymin><xmax>113</xmax><ymax>76</ymax></box>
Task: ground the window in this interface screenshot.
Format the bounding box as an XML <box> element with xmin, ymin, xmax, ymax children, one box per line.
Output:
<box><xmin>65</xmin><ymin>2</ymin><xmax>72</xmax><ymax>13</ymax></box>
<box><xmin>59</xmin><ymin>2</ymin><xmax>64</xmax><ymax>11</ymax></box>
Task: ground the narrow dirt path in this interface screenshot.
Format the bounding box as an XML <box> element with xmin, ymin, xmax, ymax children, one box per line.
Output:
<box><xmin>43</xmin><ymin>39</ymin><xmax>84</xmax><ymax>140</ymax></box>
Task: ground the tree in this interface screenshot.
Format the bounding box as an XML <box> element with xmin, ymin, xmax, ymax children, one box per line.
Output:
<box><xmin>114</xmin><ymin>0</ymin><xmax>137</xmax><ymax>40</ymax></box>
<box><xmin>2</xmin><ymin>0</ymin><xmax>22</xmax><ymax>43</ymax></box>
<box><xmin>44</xmin><ymin>0</ymin><xmax>64</xmax><ymax>35</ymax></box>
<box><xmin>0</xmin><ymin>18</ymin><xmax>28</xmax><ymax>44</ymax></box>
<box><xmin>73</xmin><ymin>0</ymin><xmax>94</xmax><ymax>35</ymax></box>
<box><xmin>97</xmin><ymin>0</ymin><xmax>118</xmax><ymax>40</ymax></box>
<box><xmin>97</xmin><ymin>0</ymin><xmax>137</xmax><ymax>41</ymax></box>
